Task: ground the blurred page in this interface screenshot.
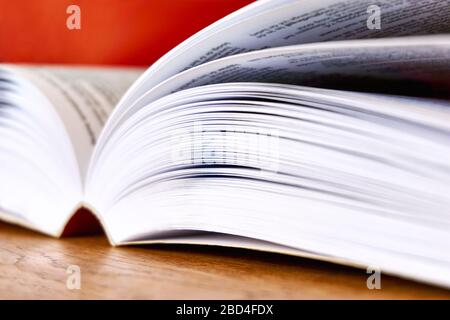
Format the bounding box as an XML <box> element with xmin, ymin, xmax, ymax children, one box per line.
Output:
<box><xmin>7</xmin><ymin>65</ymin><xmax>142</xmax><ymax>176</ymax></box>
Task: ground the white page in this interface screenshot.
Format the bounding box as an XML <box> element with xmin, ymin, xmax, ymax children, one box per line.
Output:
<box><xmin>6</xmin><ymin>66</ymin><xmax>142</xmax><ymax>177</ymax></box>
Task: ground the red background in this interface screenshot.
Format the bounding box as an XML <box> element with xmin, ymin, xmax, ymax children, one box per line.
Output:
<box><xmin>0</xmin><ymin>0</ymin><xmax>252</xmax><ymax>66</ymax></box>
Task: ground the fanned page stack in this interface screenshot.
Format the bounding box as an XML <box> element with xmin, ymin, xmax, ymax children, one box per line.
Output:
<box><xmin>1</xmin><ymin>0</ymin><xmax>450</xmax><ymax>287</ymax></box>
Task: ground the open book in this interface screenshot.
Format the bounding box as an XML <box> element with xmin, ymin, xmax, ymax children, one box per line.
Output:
<box><xmin>1</xmin><ymin>0</ymin><xmax>450</xmax><ymax>288</ymax></box>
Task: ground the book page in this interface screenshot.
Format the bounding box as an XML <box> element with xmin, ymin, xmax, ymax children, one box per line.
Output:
<box><xmin>176</xmin><ymin>0</ymin><xmax>449</xmax><ymax>71</ymax></box>
<box><xmin>8</xmin><ymin>66</ymin><xmax>142</xmax><ymax>177</ymax></box>
<box><xmin>124</xmin><ymin>36</ymin><xmax>450</xmax><ymax>111</ymax></box>
<box><xmin>123</xmin><ymin>0</ymin><xmax>449</xmax><ymax>104</ymax></box>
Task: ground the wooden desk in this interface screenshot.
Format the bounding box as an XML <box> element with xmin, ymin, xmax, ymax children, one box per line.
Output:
<box><xmin>0</xmin><ymin>221</ymin><xmax>448</xmax><ymax>299</ymax></box>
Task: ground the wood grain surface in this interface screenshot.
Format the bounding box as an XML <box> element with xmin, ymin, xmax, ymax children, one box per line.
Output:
<box><xmin>0</xmin><ymin>221</ymin><xmax>449</xmax><ymax>299</ymax></box>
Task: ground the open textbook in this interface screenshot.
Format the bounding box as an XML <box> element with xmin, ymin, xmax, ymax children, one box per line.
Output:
<box><xmin>1</xmin><ymin>0</ymin><xmax>450</xmax><ymax>287</ymax></box>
